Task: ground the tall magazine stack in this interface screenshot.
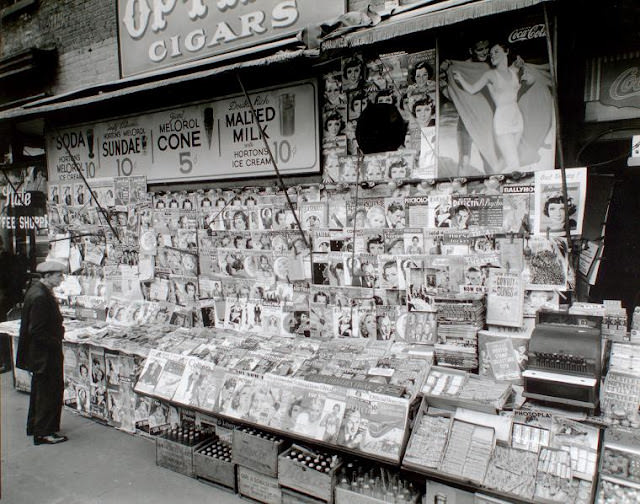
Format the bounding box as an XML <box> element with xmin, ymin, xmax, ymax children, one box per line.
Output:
<box><xmin>433</xmin><ymin>295</ymin><xmax>485</xmax><ymax>371</ymax></box>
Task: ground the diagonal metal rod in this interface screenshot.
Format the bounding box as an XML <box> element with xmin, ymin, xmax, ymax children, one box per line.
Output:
<box><xmin>543</xmin><ymin>4</ymin><xmax>572</xmax><ymax>252</ymax></box>
<box><xmin>235</xmin><ymin>73</ymin><xmax>310</xmax><ymax>251</ymax></box>
<box><xmin>58</xmin><ymin>133</ymin><xmax>121</xmax><ymax>243</ymax></box>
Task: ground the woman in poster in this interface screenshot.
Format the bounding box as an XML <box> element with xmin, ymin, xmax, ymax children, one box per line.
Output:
<box><xmin>448</xmin><ymin>41</ymin><xmax>553</xmax><ymax>174</ymax></box>
<box><xmin>452</xmin><ymin>42</ymin><xmax>524</xmax><ymax>170</ymax></box>
<box><xmin>541</xmin><ymin>192</ymin><xmax>577</xmax><ymax>235</ymax></box>
<box><xmin>412</xmin><ymin>97</ymin><xmax>437</xmax><ymax>172</ymax></box>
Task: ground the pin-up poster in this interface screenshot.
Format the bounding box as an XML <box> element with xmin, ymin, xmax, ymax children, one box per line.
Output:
<box><xmin>439</xmin><ymin>16</ymin><xmax>555</xmax><ymax>177</ymax></box>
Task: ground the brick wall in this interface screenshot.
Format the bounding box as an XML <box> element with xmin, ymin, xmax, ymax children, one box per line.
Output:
<box><xmin>0</xmin><ymin>0</ymin><xmax>119</xmax><ymax>98</ymax></box>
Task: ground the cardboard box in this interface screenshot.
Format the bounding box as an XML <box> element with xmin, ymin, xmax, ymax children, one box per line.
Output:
<box><xmin>237</xmin><ymin>465</ymin><xmax>281</xmax><ymax>504</ymax></box>
<box><xmin>232</xmin><ymin>428</ymin><xmax>286</xmax><ymax>477</ymax></box>
<box><xmin>278</xmin><ymin>447</ymin><xmax>341</xmax><ymax>503</ymax></box>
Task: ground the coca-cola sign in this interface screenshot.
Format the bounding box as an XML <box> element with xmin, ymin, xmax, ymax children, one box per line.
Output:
<box><xmin>609</xmin><ymin>67</ymin><xmax>640</xmax><ymax>101</ymax></box>
<box><xmin>507</xmin><ymin>24</ymin><xmax>546</xmax><ymax>43</ymax></box>
<box><xmin>600</xmin><ymin>57</ymin><xmax>640</xmax><ymax>110</ymax></box>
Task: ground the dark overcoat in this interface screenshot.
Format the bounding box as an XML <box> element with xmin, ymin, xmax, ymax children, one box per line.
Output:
<box><xmin>16</xmin><ymin>280</ymin><xmax>64</xmax><ymax>372</ymax></box>
<box><xmin>16</xmin><ymin>280</ymin><xmax>65</xmax><ymax>436</ymax></box>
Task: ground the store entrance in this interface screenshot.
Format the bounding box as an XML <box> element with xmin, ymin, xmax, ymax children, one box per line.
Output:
<box><xmin>587</xmin><ymin>145</ymin><xmax>640</xmax><ymax>316</ymax></box>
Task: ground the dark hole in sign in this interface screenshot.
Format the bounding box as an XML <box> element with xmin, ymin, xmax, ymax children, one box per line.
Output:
<box><xmin>355</xmin><ymin>103</ymin><xmax>408</xmax><ymax>155</ymax></box>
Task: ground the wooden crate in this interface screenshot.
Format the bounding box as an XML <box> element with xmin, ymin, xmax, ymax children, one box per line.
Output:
<box><xmin>282</xmin><ymin>487</ymin><xmax>329</xmax><ymax>504</ymax></box>
<box><xmin>232</xmin><ymin>428</ymin><xmax>286</xmax><ymax>477</ymax></box>
<box><xmin>237</xmin><ymin>466</ymin><xmax>281</xmax><ymax>504</ymax></box>
<box><xmin>193</xmin><ymin>441</ymin><xmax>236</xmax><ymax>490</ymax></box>
<box><xmin>156</xmin><ymin>434</ymin><xmax>210</xmax><ymax>478</ymax></box>
<box><xmin>156</xmin><ymin>436</ymin><xmax>198</xmax><ymax>477</ymax></box>
<box><xmin>335</xmin><ymin>487</ymin><xmax>389</xmax><ymax>504</ymax></box>
<box><xmin>278</xmin><ymin>447</ymin><xmax>341</xmax><ymax>503</ymax></box>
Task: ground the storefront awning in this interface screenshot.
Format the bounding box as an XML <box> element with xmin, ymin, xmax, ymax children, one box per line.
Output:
<box><xmin>0</xmin><ymin>45</ymin><xmax>317</xmax><ymax>124</ymax></box>
<box><xmin>322</xmin><ymin>0</ymin><xmax>555</xmax><ymax>50</ymax></box>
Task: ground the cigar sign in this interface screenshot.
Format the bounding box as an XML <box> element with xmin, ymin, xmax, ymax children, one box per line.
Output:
<box><xmin>46</xmin><ymin>80</ymin><xmax>319</xmax><ymax>183</ymax></box>
<box><xmin>117</xmin><ymin>0</ymin><xmax>345</xmax><ymax>77</ymax></box>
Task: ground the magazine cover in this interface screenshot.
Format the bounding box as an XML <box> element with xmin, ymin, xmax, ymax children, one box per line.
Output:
<box><xmin>300</xmin><ymin>201</ymin><xmax>328</xmax><ymax>230</ymax></box>
<box><xmin>171</xmin><ymin>275</ymin><xmax>199</xmax><ymax>306</ymax></box>
<box><xmin>428</xmin><ymin>192</ymin><xmax>453</xmax><ymax>228</ymax></box>
<box><xmin>90</xmin><ymin>347</ymin><xmax>107</xmax><ymax>388</ymax></box>
<box><xmin>396</xmin><ymin>310</ymin><xmax>437</xmax><ymax>344</ymax></box>
<box><xmin>105</xmin><ymin>350</ymin><xmax>121</xmax><ymax>390</ymax></box>
<box><xmin>403</xmin><ymin>229</ymin><xmax>425</xmax><ymax>254</ymax></box>
<box><xmin>134</xmin><ymin>350</ymin><xmax>167</xmax><ymax>396</ymax></box>
<box><xmin>354</xmin><ymin>230</ymin><xmax>384</xmax><ymax>255</ymax></box>
<box><xmin>312</xmin><ymin>230</ymin><xmax>331</xmax><ymax>253</ymax></box>
<box><xmin>406</xmin><ymin>267</ymin><xmax>436</xmax><ymax>312</ymax></box>
<box><xmin>375</xmin><ymin>305</ymin><xmax>401</xmax><ymax>341</ymax></box>
<box><xmin>106</xmin><ymin>389</ymin><xmax>123</xmax><ymax>428</ymax></box>
<box><xmin>523</xmin><ymin>236</ymin><xmax>569</xmax><ymax>290</ymax></box>
<box><xmin>439</xmin><ymin>16</ymin><xmax>555</xmax><ymax>177</ymax></box>
<box><xmin>523</xmin><ymin>289</ymin><xmax>559</xmax><ymax>316</ymax></box>
<box><xmin>502</xmin><ymin>180</ymin><xmax>535</xmax><ymax>233</ymax></box>
<box><xmin>312</xmin><ymin>254</ymin><xmax>330</xmax><ymax>285</ymax></box>
<box><xmin>286</xmin><ymin>383</ymin><xmax>346</xmax><ymax>442</ymax></box>
<box><xmin>486</xmin><ymin>270</ymin><xmax>524</xmax><ymax>327</ymax></box>
<box><xmin>450</xmin><ymin>195</ymin><xmax>503</xmax><ymax>229</ymax></box>
<box><xmin>172</xmin><ymin>359</ymin><xmax>222</xmax><ymax>411</ymax></box>
<box><xmin>339</xmin><ymin>391</ymin><xmax>409</xmax><ymax>461</ymax></box>
<box><xmin>90</xmin><ymin>384</ymin><xmax>108</xmax><ymax>420</ymax></box>
<box><xmin>378</xmin><ymin>256</ymin><xmax>406</xmax><ymax>290</ymax></box>
<box><xmin>478</xmin><ymin>330</ymin><xmax>529</xmax><ymax>384</ymax></box>
<box><xmin>76</xmin><ymin>383</ymin><xmax>91</xmax><ymax>416</ymax></box>
<box><xmin>534</xmin><ymin>167</ymin><xmax>587</xmax><ymax>237</ymax></box>
<box><xmin>114</xmin><ymin>177</ymin><xmax>130</xmax><ymax>207</ymax></box>
<box><xmin>117</xmin><ymin>378</ymin><xmax>137</xmax><ymax>433</ymax></box>
<box><xmin>384</xmin><ymin>198</ymin><xmax>407</xmax><ymax>229</ymax></box>
<box><xmin>153</xmin><ymin>353</ymin><xmax>187</xmax><ymax>401</ymax></box>
<box><xmin>147</xmin><ymin>400</ymin><xmax>171</xmax><ymax>435</ymax></box>
<box><xmin>333</xmin><ymin>307</ymin><xmax>355</xmax><ymax>338</ymax></box>
<box><xmin>309</xmin><ymin>304</ymin><xmax>334</xmax><ymax>339</ymax></box>
<box><xmin>134</xmin><ymin>393</ymin><xmax>152</xmax><ymax>432</ymax></box>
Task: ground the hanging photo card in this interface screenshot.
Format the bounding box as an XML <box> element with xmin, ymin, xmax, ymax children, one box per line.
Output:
<box><xmin>523</xmin><ymin>236</ymin><xmax>569</xmax><ymax>291</ymax></box>
<box><xmin>486</xmin><ymin>270</ymin><xmax>524</xmax><ymax>328</ymax></box>
<box><xmin>534</xmin><ymin>167</ymin><xmax>587</xmax><ymax>237</ymax></box>
<box><xmin>502</xmin><ymin>180</ymin><xmax>535</xmax><ymax>233</ymax></box>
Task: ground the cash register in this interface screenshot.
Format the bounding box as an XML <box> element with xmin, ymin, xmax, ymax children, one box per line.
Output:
<box><xmin>523</xmin><ymin>311</ymin><xmax>602</xmax><ymax>411</ymax></box>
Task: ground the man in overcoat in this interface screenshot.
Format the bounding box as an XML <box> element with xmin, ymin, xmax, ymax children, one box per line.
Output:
<box><xmin>16</xmin><ymin>259</ymin><xmax>68</xmax><ymax>445</ymax></box>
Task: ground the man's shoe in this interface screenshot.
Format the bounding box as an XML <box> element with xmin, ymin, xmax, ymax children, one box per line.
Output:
<box><xmin>34</xmin><ymin>433</ymin><xmax>68</xmax><ymax>445</ymax></box>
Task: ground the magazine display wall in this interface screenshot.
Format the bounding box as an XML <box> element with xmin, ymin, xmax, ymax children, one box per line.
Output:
<box><xmin>14</xmin><ymin>10</ymin><xmax>617</xmax><ymax>503</ymax></box>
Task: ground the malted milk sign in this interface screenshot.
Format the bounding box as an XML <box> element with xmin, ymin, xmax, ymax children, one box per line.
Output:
<box><xmin>117</xmin><ymin>0</ymin><xmax>345</xmax><ymax>76</ymax></box>
<box><xmin>46</xmin><ymin>80</ymin><xmax>319</xmax><ymax>183</ymax></box>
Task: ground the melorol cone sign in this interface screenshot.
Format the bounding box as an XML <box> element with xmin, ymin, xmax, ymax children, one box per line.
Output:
<box><xmin>117</xmin><ymin>0</ymin><xmax>345</xmax><ymax>77</ymax></box>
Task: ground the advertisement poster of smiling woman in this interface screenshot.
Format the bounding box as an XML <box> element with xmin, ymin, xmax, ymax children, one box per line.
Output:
<box><xmin>439</xmin><ymin>17</ymin><xmax>555</xmax><ymax>177</ymax></box>
<box><xmin>534</xmin><ymin>167</ymin><xmax>587</xmax><ymax>238</ymax></box>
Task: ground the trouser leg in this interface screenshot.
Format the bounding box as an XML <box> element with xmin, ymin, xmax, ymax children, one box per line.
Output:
<box><xmin>31</xmin><ymin>357</ymin><xmax>64</xmax><ymax>436</ymax></box>
<box><xmin>26</xmin><ymin>374</ymin><xmax>37</xmax><ymax>436</ymax></box>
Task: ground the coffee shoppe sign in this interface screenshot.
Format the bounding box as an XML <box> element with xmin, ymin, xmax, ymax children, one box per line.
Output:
<box><xmin>46</xmin><ymin>80</ymin><xmax>319</xmax><ymax>183</ymax></box>
<box><xmin>117</xmin><ymin>0</ymin><xmax>345</xmax><ymax>76</ymax></box>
